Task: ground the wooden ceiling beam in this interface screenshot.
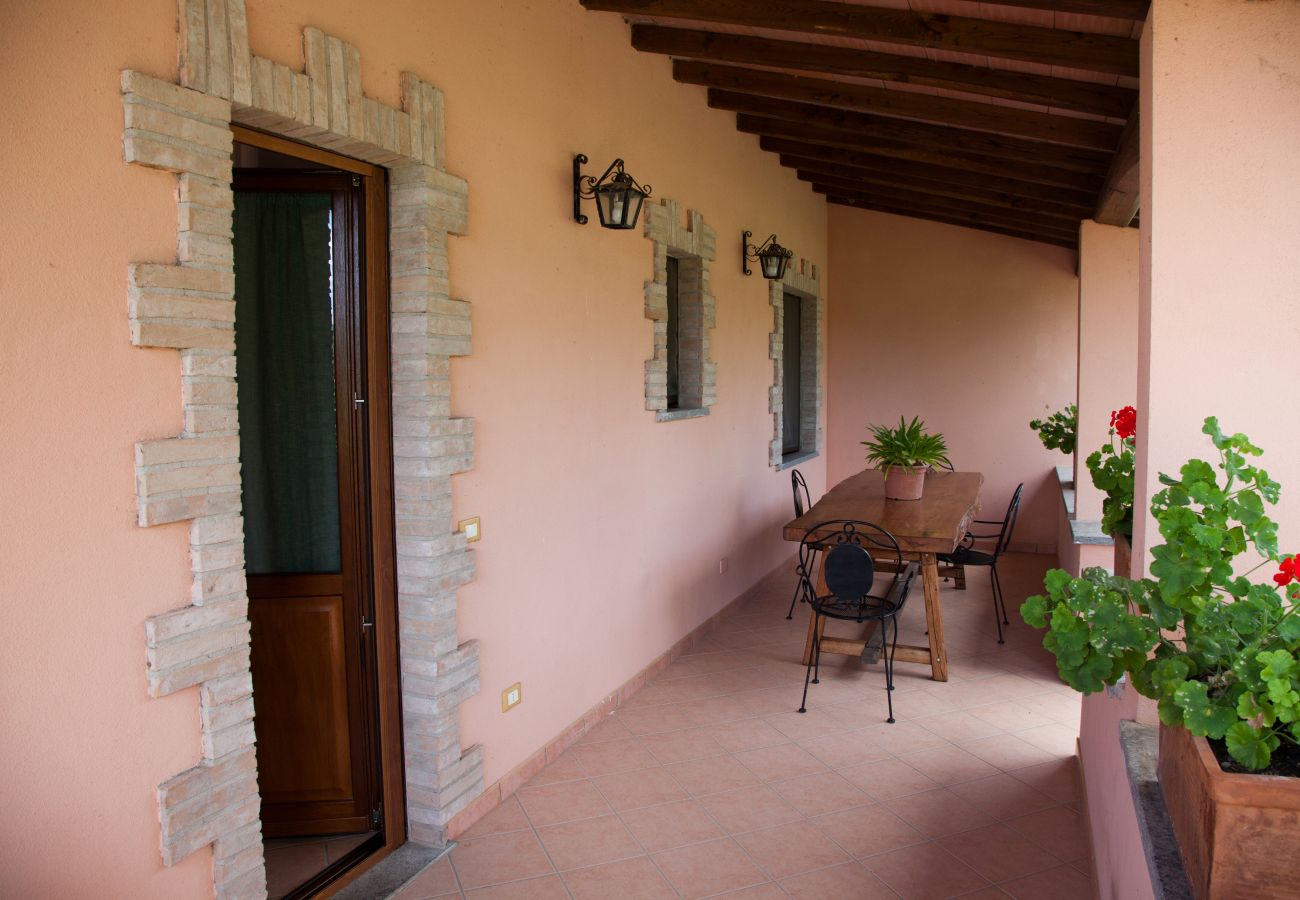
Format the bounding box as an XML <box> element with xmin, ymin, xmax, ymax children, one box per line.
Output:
<box><xmin>714</xmin><ymin>91</ymin><xmax>1111</xmax><ymax>173</ymax></box>
<box><xmin>631</xmin><ymin>25</ymin><xmax>1136</xmax><ymax>118</ymax></box>
<box><xmin>786</xmin><ymin>158</ymin><xmax>1094</xmax><ymax>218</ymax></box>
<box><xmin>740</xmin><ymin>116</ymin><xmax>1104</xmax><ymax>191</ymax></box>
<box><xmin>1093</xmin><ymin>103</ymin><xmax>1140</xmax><ymax>225</ymax></box>
<box><xmin>807</xmin><ymin>180</ymin><xmax>1084</xmax><ymax>236</ymax></box>
<box><xmin>827</xmin><ymin>195</ymin><xmax>1077</xmax><ymax>249</ymax></box>
<box><xmin>581</xmin><ymin>0</ymin><xmax>1139</xmax><ymax>75</ymax></box>
<box><xmin>763</xmin><ymin>139</ymin><xmax>1098</xmax><ymax>207</ymax></box>
<box><xmin>676</xmin><ymin>61</ymin><xmax>1122</xmax><ymax>150</ymax></box>
<box><xmin>972</xmin><ymin>1</ymin><xmax>1148</xmax><ymax>21</ymax></box>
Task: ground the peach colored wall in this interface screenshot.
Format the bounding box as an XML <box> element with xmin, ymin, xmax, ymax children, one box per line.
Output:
<box><xmin>1074</xmin><ymin>220</ymin><xmax>1138</xmax><ymax>522</ymax></box>
<box><xmin>1079</xmin><ymin>3</ymin><xmax>1300</xmax><ymax>898</ymax></box>
<box><xmin>0</xmin><ymin>3</ymin><xmax>827</xmax><ymax>892</ymax></box>
<box><xmin>826</xmin><ymin>207</ymin><xmax>1078</xmax><ymax>552</ymax></box>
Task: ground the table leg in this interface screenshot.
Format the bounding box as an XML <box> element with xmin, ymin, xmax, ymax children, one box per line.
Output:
<box><xmin>920</xmin><ymin>552</ymin><xmax>949</xmax><ymax>682</ymax></box>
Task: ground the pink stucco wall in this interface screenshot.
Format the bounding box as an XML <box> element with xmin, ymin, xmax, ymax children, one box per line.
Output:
<box><xmin>1079</xmin><ymin>3</ymin><xmax>1300</xmax><ymax>898</ymax></box>
<box><xmin>0</xmin><ymin>2</ymin><xmax>826</xmax><ymax>896</ymax></box>
<box><xmin>826</xmin><ymin>207</ymin><xmax>1078</xmax><ymax>551</ymax></box>
<box><xmin>1075</xmin><ymin>220</ymin><xmax>1138</xmax><ymax>522</ymax></box>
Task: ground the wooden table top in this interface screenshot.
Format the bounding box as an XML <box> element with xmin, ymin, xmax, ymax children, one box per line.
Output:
<box><xmin>782</xmin><ymin>469</ymin><xmax>983</xmax><ymax>554</ymax></box>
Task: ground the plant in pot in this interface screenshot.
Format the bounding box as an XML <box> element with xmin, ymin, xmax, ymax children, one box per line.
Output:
<box><xmin>1022</xmin><ymin>416</ymin><xmax>1300</xmax><ymax>898</ymax></box>
<box><xmin>1087</xmin><ymin>404</ymin><xmax>1137</xmax><ymax>540</ymax></box>
<box><xmin>1030</xmin><ymin>402</ymin><xmax>1077</xmax><ymax>455</ymax></box>
<box><xmin>862</xmin><ymin>416</ymin><xmax>950</xmax><ymax>501</ymax></box>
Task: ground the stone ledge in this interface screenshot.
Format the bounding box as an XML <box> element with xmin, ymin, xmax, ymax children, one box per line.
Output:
<box><xmin>1057</xmin><ymin>464</ymin><xmax>1113</xmax><ymax>547</ymax></box>
<box><xmin>655</xmin><ymin>407</ymin><xmax>709</xmax><ymax>423</ymax></box>
<box><xmin>777</xmin><ymin>449</ymin><xmax>819</xmax><ymax>471</ymax></box>
<box><xmin>1119</xmin><ymin>721</ymin><xmax>1194</xmax><ymax>899</ymax></box>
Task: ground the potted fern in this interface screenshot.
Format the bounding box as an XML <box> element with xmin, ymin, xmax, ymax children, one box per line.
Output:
<box><xmin>862</xmin><ymin>416</ymin><xmax>951</xmax><ymax>501</ymax></box>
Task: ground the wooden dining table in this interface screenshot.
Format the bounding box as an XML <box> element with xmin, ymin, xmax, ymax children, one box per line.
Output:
<box><xmin>782</xmin><ymin>468</ymin><xmax>983</xmax><ymax>682</ymax></box>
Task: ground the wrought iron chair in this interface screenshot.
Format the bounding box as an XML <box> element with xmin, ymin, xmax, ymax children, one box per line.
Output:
<box><xmin>796</xmin><ymin>520</ymin><xmax>918</xmax><ymax>724</ymax></box>
<box><xmin>785</xmin><ymin>468</ymin><xmax>815</xmax><ymax>619</ymax></box>
<box><xmin>938</xmin><ymin>482</ymin><xmax>1024</xmax><ymax>644</ymax></box>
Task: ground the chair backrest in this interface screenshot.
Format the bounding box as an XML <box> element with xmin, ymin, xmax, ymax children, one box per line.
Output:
<box><xmin>797</xmin><ymin>519</ymin><xmax>902</xmax><ymax>613</ymax></box>
<box><xmin>791</xmin><ymin>468</ymin><xmax>812</xmax><ymax>518</ymax></box>
<box><xmin>995</xmin><ymin>483</ymin><xmax>1025</xmax><ymax>557</ymax></box>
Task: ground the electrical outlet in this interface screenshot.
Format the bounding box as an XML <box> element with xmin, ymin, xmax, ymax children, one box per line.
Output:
<box><xmin>719</xmin><ymin>557</ymin><xmax>729</xmax><ymax>574</ymax></box>
<box><xmin>501</xmin><ymin>682</ymin><xmax>522</xmax><ymax>712</ymax></box>
<box><xmin>458</xmin><ymin>516</ymin><xmax>481</xmax><ymax>543</ymax></box>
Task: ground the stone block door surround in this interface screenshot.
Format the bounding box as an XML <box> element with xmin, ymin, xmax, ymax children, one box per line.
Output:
<box><xmin>123</xmin><ymin>2</ymin><xmax>481</xmax><ymax>896</ymax></box>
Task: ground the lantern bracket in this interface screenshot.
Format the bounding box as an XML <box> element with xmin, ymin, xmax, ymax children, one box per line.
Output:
<box><xmin>573</xmin><ymin>154</ymin><xmax>652</xmax><ymax>227</ymax></box>
<box><xmin>742</xmin><ymin>231</ymin><xmax>795</xmax><ymax>280</ymax></box>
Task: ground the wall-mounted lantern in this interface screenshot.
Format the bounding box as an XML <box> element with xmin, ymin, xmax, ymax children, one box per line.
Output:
<box><xmin>573</xmin><ymin>154</ymin><xmax>652</xmax><ymax>229</ymax></box>
<box><xmin>742</xmin><ymin>231</ymin><xmax>794</xmax><ymax>280</ymax></box>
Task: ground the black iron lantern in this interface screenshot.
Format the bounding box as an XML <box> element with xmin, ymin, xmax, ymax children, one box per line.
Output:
<box><xmin>573</xmin><ymin>154</ymin><xmax>652</xmax><ymax>230</ymax></box>
<box><xmin>742</xmin><ymin>231</ymin><xmax>795</xmax><ymax>280</ymax></box>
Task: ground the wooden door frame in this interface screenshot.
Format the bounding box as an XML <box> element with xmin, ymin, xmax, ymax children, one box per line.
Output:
<box><xmin>233</xmin><ymin>125</ymin><xmax>407</xmax><ymax>873</ymax></box>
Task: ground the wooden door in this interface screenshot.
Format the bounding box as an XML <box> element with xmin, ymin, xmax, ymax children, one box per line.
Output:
<box><xmin>234</xmin><ymin>169</ymin><xmax>383</xmax><ymax>838</ymax></box>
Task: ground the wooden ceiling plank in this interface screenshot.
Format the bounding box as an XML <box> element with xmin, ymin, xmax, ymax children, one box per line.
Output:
<box><xmin>786</xmin><ymin>158</ymin><xmax>1094</xmax><ymax>217</ymax></box>
<box><xmin>581</xmin><ymin>0</ymin><xmax>1138</xmax><ymax>75</ymax></box>
<box><xmin>740</xmin><ymin>116</ymin><xmax>1103</xmax><ymax>191</ymax></box>
<box><xmin>763</xmin><ymin>139</ymin><xmax>1098</xmax><ymax>206</ymax></box>
<box><xmin>676</xmin><ymin>60</ymin><xmax>1122</xmax><ymax>150</ymax></box>
<box><xmin>1093</xmin><ymin>103</ymin><xmax>1140</xmax><ymax>225</ymax></box>
<box><xmin>714</xmin><ymin>91</ymin><xmax>1111</xmax><ymax>173</ymax></box>
<box><xmin>972</xmin><ymin>1</ymin><xmax>1149</xmax><ymax>21</ymax></box>
<box><xmin>630</xmin><ymin>25</ymin><xmax>1136</xmax><ymax>118</ymax></box>
<box><xmin>807</xmin><ymin>180</ymin><xmax>1083</xmax><ymax>235</ymax></box>
<box><xmin>826</xmin><ymin>196</ymin><xmax>1078</xmax><ymax>249</ymax></box>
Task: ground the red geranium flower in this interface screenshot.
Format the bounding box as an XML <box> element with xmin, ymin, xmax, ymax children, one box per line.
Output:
<box><xmin>1275</xmin><ymin>557</ymin><xmax>1297</xmax><ymax>586</ymax></box>
<box><xmin>1112</xmin><ymin>406</ymin><xmax>1137</xmax><ymax>440</ymax></box>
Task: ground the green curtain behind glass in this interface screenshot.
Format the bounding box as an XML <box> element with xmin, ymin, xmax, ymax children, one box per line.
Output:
<box><xmin>233</xmin><ymin>191</ymin><xmax>342</xmax><ymax>574</ymax></box>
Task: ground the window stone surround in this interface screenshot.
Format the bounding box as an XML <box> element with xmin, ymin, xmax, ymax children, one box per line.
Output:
<box><xmin>768</xmin><ymin>262</ymin><xmax>824</xmax><ymax>468</ymax></box>
<box><xmin>642</xmin><ymin>199</ymin><xmax>717</xmax><ymax>420</ymax></box>
<box><xmin>124</xmin><ymin>2</ymin><xmax>480</xmax><ymax>896</ymax></box>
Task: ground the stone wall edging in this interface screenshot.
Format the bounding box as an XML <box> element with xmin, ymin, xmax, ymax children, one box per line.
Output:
<box><xmin>767</xmin><ymin>261</ymin><xmax>825</xmax><ymax>467</ymax></box>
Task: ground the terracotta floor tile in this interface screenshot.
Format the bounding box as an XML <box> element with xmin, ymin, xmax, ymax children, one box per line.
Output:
<box><xmin>780</xmin><ymin>861</ymin><xmax>899</xmax><ymax>899</ymax></box>
<box><xmin>463</xmin><ymin>873</ymin><xmax>569</xmax><ymax>899</ymax></box>
<box><xmin>576</xmin><ymin>715</ymin><xmax>634</xmax><ymax>745</ymax></box>
<box><xmin>392</xmin><ymin>855</ymin><xmax>460</xmax><ymax>899</ymax></box>
<box><xmin>698</xmin><ymin>784</ymin><xmax>803</xmax><ymax>834</ymax></box>
<box><xmin>570</xmin><ymin>737</ymin><xmax>659</xmax><ymax>776</ymax></box>
<box><xmin>707</xmin><ymin>717</ymin><xmax>791</xmax><ymax>753</ymax></box>
<box><xmin>905</xmin><ymin>744</ymin><xmax>1003</xmax><ymax>785</ymax></box>
<box><xmin>652</xmin><ymin>836</ymin><xmax>768</xmax><ymax>898</ymax></box>
<box><xmin>560</xmin><ymin>856</ymin><xmax>677</xmax><ymax>900</ymax></box>
<box><xmin>1006</xmin><ymin>805</ymin><xmax>1089</xmax><ymax>862</ymax></box>
<box><xmin>526</xmin><ymin>754</ymin><xmax>587</xmax><ymax>787</ymax></box>
<box><xmin>536</xmin><ymin>813</ymin><xmax>642</xmax><ymax>871</ymax></box>
<box><xmin>591</xmin><ymin>765</ymin><xmax>688</xmax><ymax>811</ymax></box>
<box><xmin>449</xmin><ymin>829</ymin><xmax>554</xmax><ymax>890</ymax></box>
<box><xmin>734</xmin><ymin>741</ymin><xmax>828</xmax><ymax>782</ymax></box>
<box><xmin>863</xmin><ymin>721</ymin><xmax>951</xmax><ymax>755</ymax></box>
<box><xmin>677</xmin><ymin>694</ymin><xmax>757</xmax><ymax>727</ymax></box>
<box><xmin>946</xmin><ymin>773</ymin><xmax>1059</xmax><ymax>821</ymax></box>
<box><xmin>999</xmin><ymin>863</ymin><xmax>1095</xmax><ymax>900</ymax></box>
<box><xmin>458</xmin><ymin>796</ymin><xmax>530</xmax><ymax>840</ymax></box>
<box><xmin>812</xmin><ymin>802</ymin><xmax>926</xmax><ymax>858</ymax></box>
<box><xmin>884</xmin><ymin>787</ymin><xmax>997</xmax><ymax>838</ymax></box>
<box><xmin>960</xmin><ymin>734</ymin><xmax>1062</xmax><ymax>773</ymax></box>
<box><xmin>836</xmin><ymin>757</ymin><xmax>938</xmax><ymax>801</ymax></box>
<box><xmin>965</xmin><ymin>701</ymin><xmax>1059</xmax><ymax>734</ymax></box>
<box><xmin>1008</xmin><ymin>759</ymin><xmax>1081</xmax><ymax>804</ymax></box>
<box><xmin>736</xmin><ymin>686</ymin><xmax>805</xmax><ymax>717</ymax></box>
<box><xmin>734</xmin><ymin>819</ymin><xmax>851</xmax><ymax>879</ymax></box>
<box><xmin>939</xmin><ymin>822</ymin><xmax>1063</xmax><ymax>883</ymax></box>
<box><xmin>516</xmin><ymin>779</ymin><xmax>612</xmax><ymax>827</ymax></box>
<box><xmin>668</xmin><ymin>753</ymin><xmax>762</xmax><ymax>796</ymax></box>
<box><xmin>769</xmin><ymin>770</ymin><xmax>874</xmax><ymax>818</ymax></box>
<box><xmin>618</xmin><ymin>798</ymin><xmax>725</xmax><ymax>853</ymax></box>
<box><xmin>862</xmin><ymin>842</ymin><xmax>992</xmax><ymax>900</ymax></box>
<box><xmin>616</xmin><ymin>702</ymin><xmax>700</xmax><ymax>735</ymax></box>
<box><xmin>712</xmin><ymin>883</ymin><xmax>789</xmax><ymax>899</ymax></box>
<box><xmin>766</xmin><ymin>707</ymin><xmax>850</xmax><ymax>740</ymax></box>
<box><xmin>638</xmin><ymin>727</ymin><xmax>728</xmax><ymax>764</ymax></box>
<box><xmin>1013</xmin><ymin>723</ymin><xmax>1081</xmax><ymax>757</ymax></box>
<box><xmin>658</xmin><ymin>650</ymin><xmax>753</xmax><ymax>680</ymax></box>
<box><xmin>798</xmin><ymin>727</ymin><xmax>893</xmax><ymax>768</ymax></box>
<box><xmin>913</xmin><ymin>711</ymin><xmax>1006</xmax><ymax>744</ymax></box>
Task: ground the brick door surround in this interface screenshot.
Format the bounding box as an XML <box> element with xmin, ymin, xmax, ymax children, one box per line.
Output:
<box><xmin>767</xmin><ymin>263</ymin><xmax>825</xmax><ymax>468</ymax></box>
<box><xmin>124</xmin><ymin>3</ymin><xmax>481</xmax><ymax>896</ymax></box>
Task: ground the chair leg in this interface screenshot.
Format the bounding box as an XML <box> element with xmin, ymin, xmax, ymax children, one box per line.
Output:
<box><xmin>785</xmin><ymin>578</ymin><xmax>801</xmax><ymax>620</ymax></box>
<box><xmin>884</xmin><ymin>617</ymin><xmax>899</xmax><ymax>724</ymax></box>
<box><xmin>990</xmin><ymin>567</ymin><xmax>1006</xmax><ymax>644</ymax></box>
<box><xmin>799</xmin><ymin>616</ymin><xmax>821</xmax><ymax>713</ymax></box>
<box><xmin>992</xmin><ymin>565</ymin><xmax>1009</xmax><ymax>625</ymax></box>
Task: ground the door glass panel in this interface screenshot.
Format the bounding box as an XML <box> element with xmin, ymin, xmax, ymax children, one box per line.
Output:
<box><xmin>783</xmin><ymin>292</ymin><xmax>802</xmax><ymax>455</ymax></box>
<box><xmin>234</xmin><ymin>191</ymin><xmax>342</xmax><ymax>574</ymax></box>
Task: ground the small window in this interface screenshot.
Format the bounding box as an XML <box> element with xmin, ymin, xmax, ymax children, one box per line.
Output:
<box><xmin>782</xmin><ymin>292</ymin><xmax>802</xmax><ymax>457</ymax></box>
<box><xmin>666</xmin><ymin>255</ymin><xmax>680</xmax><ymax>410</ymax></box>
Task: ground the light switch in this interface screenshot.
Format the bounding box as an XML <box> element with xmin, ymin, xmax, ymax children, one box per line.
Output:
<box><xmin>459</xmin><ymin>516</ymin><xmax>481</xmax><ymax>543</ymax></box>
<box><xmin>502</xmin><ymin>682</ymin><xmax>522</xmax><ymax>712</ymax></box>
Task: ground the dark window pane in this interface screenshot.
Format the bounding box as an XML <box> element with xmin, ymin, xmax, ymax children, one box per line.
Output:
<box><xmin>234</xmin><ymin>191</ymin><xmax>343</xmax><ymax>574</ymax></box>
<box><xmin>783</xmin><ymin>292</ymin><xmax>802</xmax><ymax>455</ymax></box>
<box><xmin>666</xmin><ymin>255</ymin><xmax>680</xmax><ymax>410</ymax></box>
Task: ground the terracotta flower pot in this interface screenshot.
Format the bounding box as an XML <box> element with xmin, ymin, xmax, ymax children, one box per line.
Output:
<box><xmin>1158</xmin><ymin>723</ymin><xmax>1300</xmax><ymax>899</ymax></box>
<box><xmin>882</xmin><ymin>465</ymin><xmax>926</xmax><ymax>501</ymax></box>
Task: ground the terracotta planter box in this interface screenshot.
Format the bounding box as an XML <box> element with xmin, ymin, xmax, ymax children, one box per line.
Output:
<box><xmin>882</xmin><ymin>466</ymin><xmax>926</xmax><ymax>501</ymax></box>
<box><xmin>1158</xmin><ymin>723</ymin><xmax>1300</xmax><ymax>899</ymax></box>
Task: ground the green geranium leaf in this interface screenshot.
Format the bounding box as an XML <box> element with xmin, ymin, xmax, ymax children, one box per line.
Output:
<box><xmin>1021</xmin><ymin>594</ymin><xmax>1048</xmax><ymax>629</ymax></box>
<box><xmin>1225</xmin><ymin>722</ymin><xmax>1279</xmax><ymax>771</ymax></box>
